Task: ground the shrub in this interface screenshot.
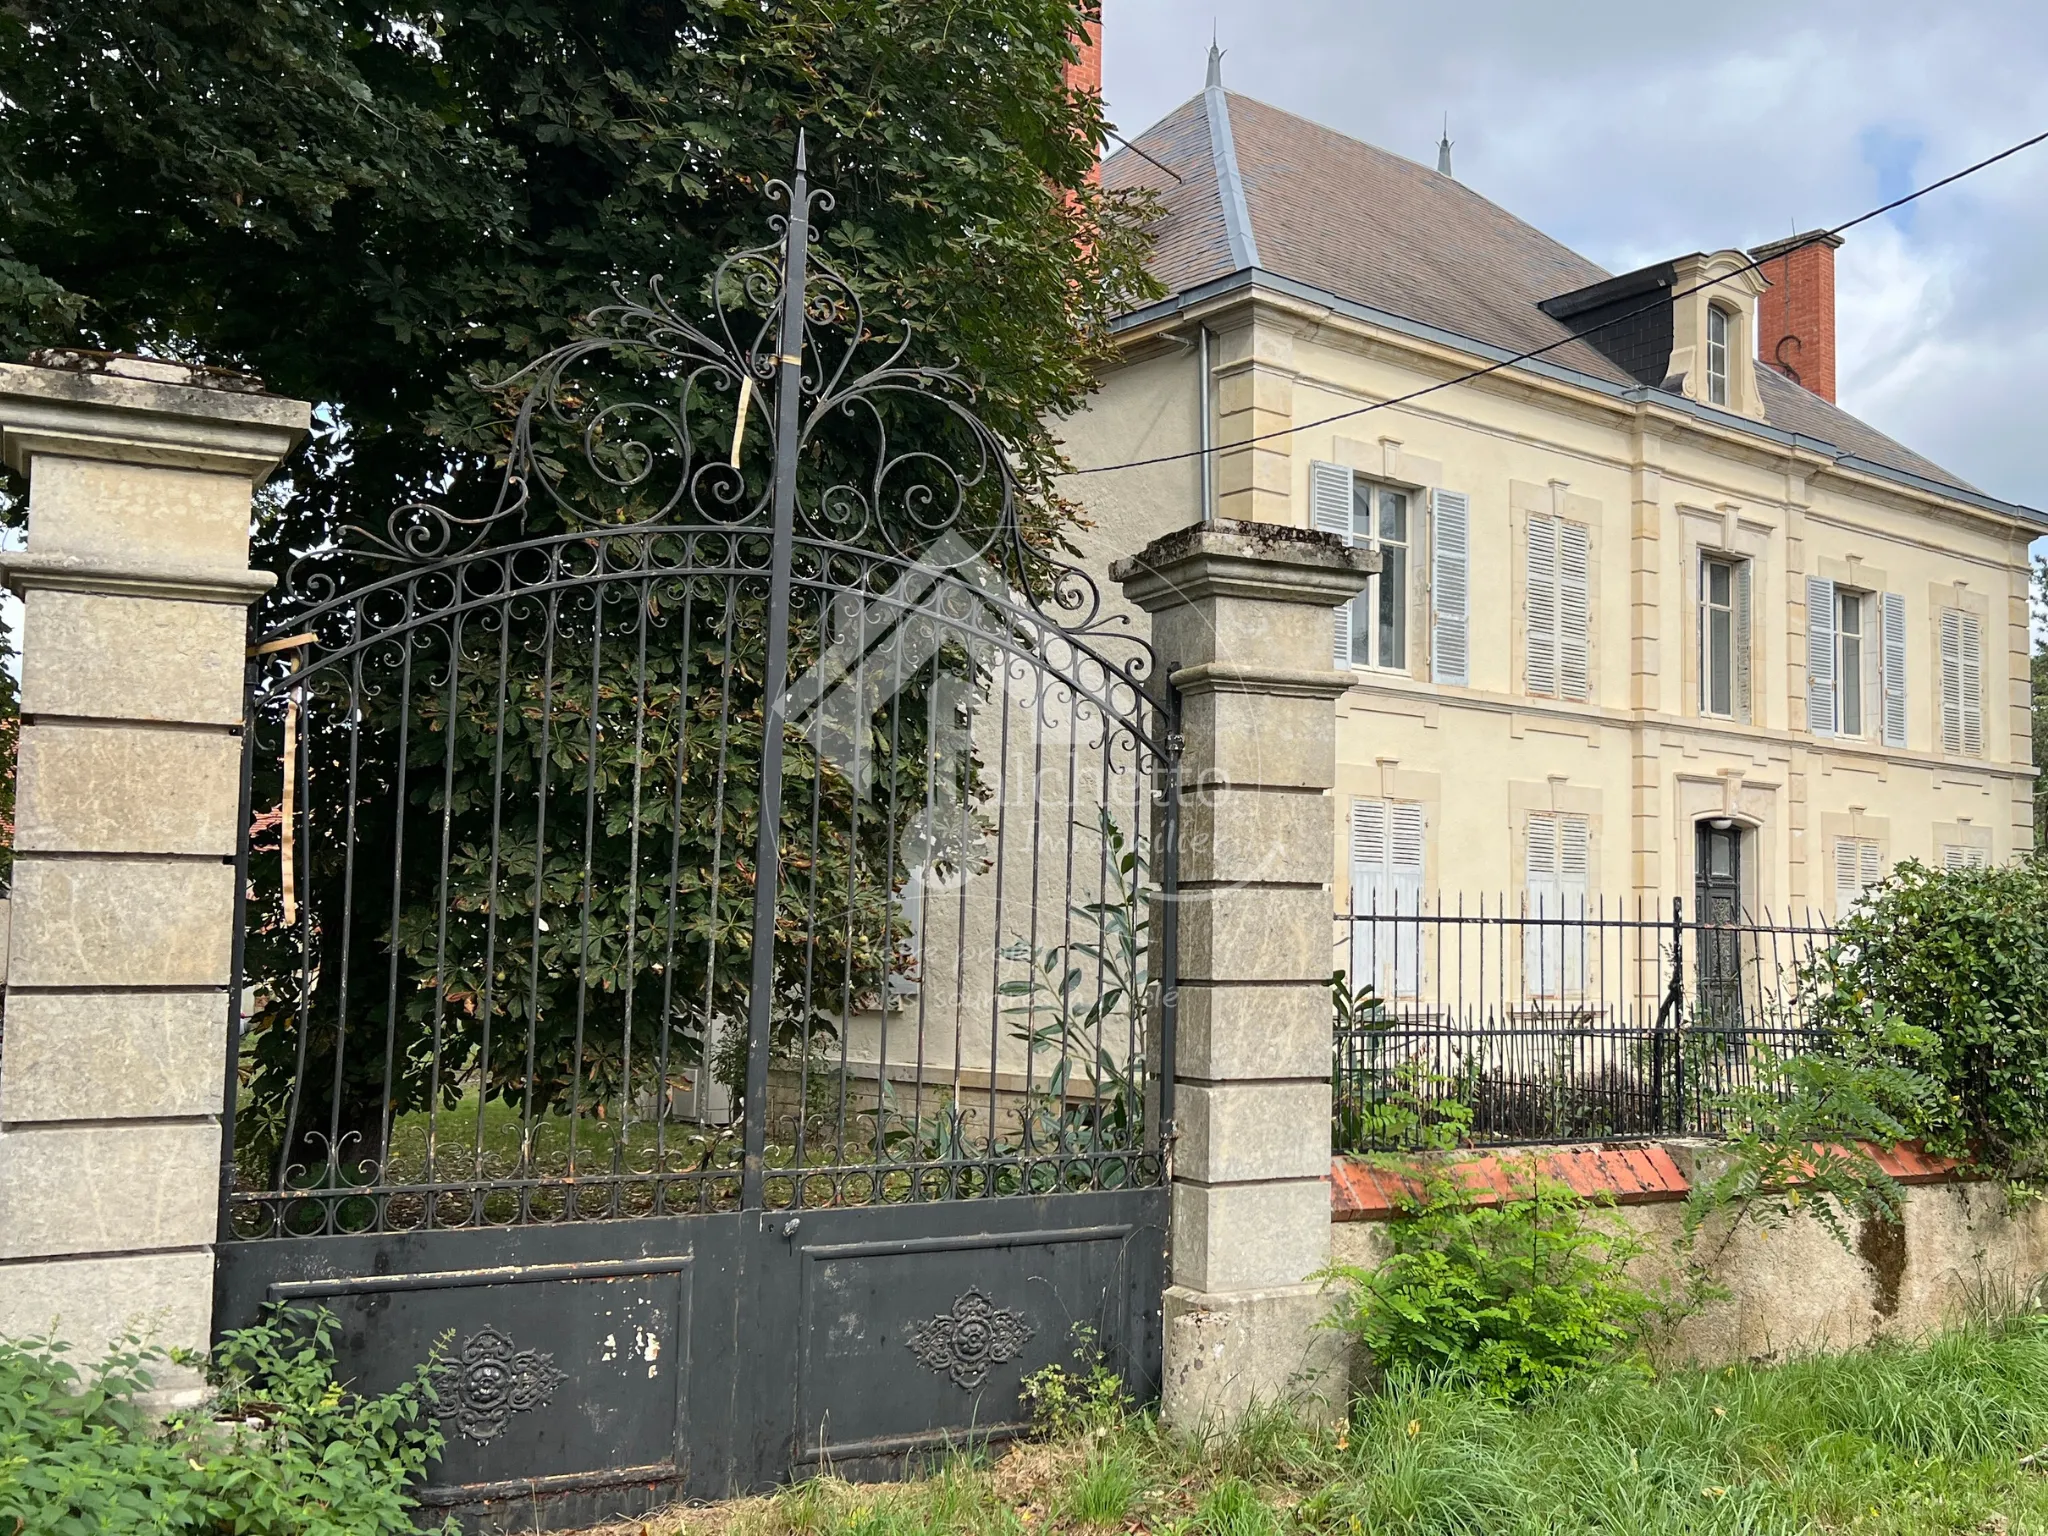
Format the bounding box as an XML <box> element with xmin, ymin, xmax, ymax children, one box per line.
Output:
<box><xmin>1806</xmin><ymin>856</ymin><xmax>2048</xmax><ymax>1176</ymax></box>
<box><xmin>1321</xmin><ymin>1169</ymin><xmax>1659</xmax><ymax>1400</ymax></box>
<box><xmin>0</xmin><ymin>1306</ymin><xmax>449</xmax><ymax>1535</ymax></box>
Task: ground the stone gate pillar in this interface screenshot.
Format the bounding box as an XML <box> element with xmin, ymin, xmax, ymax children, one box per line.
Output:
<box><xmin>0</xmin><ymin>357</ymin><xmax>308</xmax><ymax>1398</ymax></box>
<box><xmin>1112</xmin><ymin>519</ymin><xmax>1373</xmax><ymax>1429</ymax></box>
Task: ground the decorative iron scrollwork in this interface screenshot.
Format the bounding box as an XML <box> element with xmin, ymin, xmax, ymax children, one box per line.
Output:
<box><xmin>430</xmin><ymin>1325</ymin><xmax>568</xmax><ymax>1443</ymax></box>
<box><xmin>905</xmin><ymin>1287</ymin><xmax>1034</xmax><ymax>1390</ymax></box>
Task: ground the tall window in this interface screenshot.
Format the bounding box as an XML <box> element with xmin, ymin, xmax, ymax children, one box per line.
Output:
<box><xmin>1808</xmin><ymin>579</ymin><xmax>1906</xmax><ymax>745</ymax></box>
<box><xmin>1706</xmin><ymin>304</ymin><xmax>1730</xmax><ymax>406</ymax></box>
<box><xmin>1835</xmin><ymin>589</ymin><xmax>1867</xmax><ymax>735</ymax></box>
<box><xmin>1699</xmin><ymin>554</ymin><xmax>1750</xmax><ymax>719</ymax></box>
<box><xmin>1344</xmin><ymin>480</ymin><xmax>1409</xmax><ymax>670</ymax></box>
<box><xmin>1939</xmin><ymin>607</ymin><xmax>1984</xmax><ymax>756</ymax></box>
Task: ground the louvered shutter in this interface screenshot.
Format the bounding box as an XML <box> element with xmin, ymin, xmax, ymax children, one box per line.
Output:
<box><xmin>1861</xmin><ymin>839</ymin><xmax>1882</xmax><ymax>890</ymax></box>
<box><xmin>1559</xmin><ymin>521</ymin><xmax>1591</xmax><ymax>702</ymax></box>
<box><xmin>1312</xmin><ymin>461</ymin><xmax>1355</xmax><ymax>667</ymax></box>
<box><xmin>1559</xmin><ymin>814</ymin><xmax>1589</xmax><ymax>996</ymax></box>
<box><xmin>1940</xmin><ymin>608</ymin><xmax>1964</xmax><ymax>754</ymax></box>
<box><xmin>1389</xmin><ymin>802</ymin><xmax>1425</xmax><ymax>997</ymax></box>
<box><xmin>1734</xmin><ymin>559</ymin><xmax>1753</xmax><ymax>723</ymax></box>
<box><xmin>1430</xmin><ymin>489</ymin><xmax>1470</xmax><ymax>685</ymax></box>
<box><xmin>1833</xmin><ymin>838</ymin><xmax>1860</xmax><ymax>919</ymax></box>
<box><xmin>1880</xmin><ymin>592</ymin><xmax>1908</xmax><ymax>747</ymax></box>
<box><xmin>1350</xmin><ymin>798</ymin><xmax>1387</xmax><ymax>910</ymax></box>
<box><xmin>1943</xmin><ymin>844</ymin><xmax>1987</xmax><ymax>871</ymax></box>
<box><xmin>1350</xmin><ymin>799</ymin><xmax>1423</xmax><ymax>1000</ymax></box>
<box><xmin>1960</xmin><ymin>610</ymin><xmax>1983</xmax><ymax>756</ymax></box>
<box><xmin>1526</xmin><ymin>812</ymin><xmax>1558</xmax><ymax>997</ymax></box>
<box><xmin>1526</xmin><ymin>516</ymin><xmax>1558</xmax><ymax>696</ymax></box>
<box><xmin>1807</xmin><ymin>576</ymin><xmax>1837</xmax><ymax>736</ymax></box>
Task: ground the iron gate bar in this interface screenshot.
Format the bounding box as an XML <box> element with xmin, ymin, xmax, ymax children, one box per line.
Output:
<box><xmin>740</xmin><ymin>135</ymin><xmax>816</xmax><ymax>1212</ymax></box>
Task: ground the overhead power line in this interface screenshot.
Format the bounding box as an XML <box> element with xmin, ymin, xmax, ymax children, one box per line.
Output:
<box><xmin>1067</xmin><ymin>125</ymin><xmax>2048</xmax><ymax>478</ymax></box>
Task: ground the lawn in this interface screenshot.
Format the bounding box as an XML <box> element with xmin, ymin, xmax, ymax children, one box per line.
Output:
<box><xmin>596</xmin><ymin>1314</ymin><xmax>2048</xmax><ymax>1535</ymax></box>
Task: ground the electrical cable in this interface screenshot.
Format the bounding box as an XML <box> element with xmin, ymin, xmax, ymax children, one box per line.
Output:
<box><xmin>1067</xmin><ymin>125</ymin><xmax>2048</xmax><ymax>477</ymax></box>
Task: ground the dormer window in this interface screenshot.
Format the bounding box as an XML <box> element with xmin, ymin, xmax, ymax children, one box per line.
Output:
<box><xmin>1706</xmin><ymin>304</ymin><xmax>1731</xmax><ymax>406</ymax></box>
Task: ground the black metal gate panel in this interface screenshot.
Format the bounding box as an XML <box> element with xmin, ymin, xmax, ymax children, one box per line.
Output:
<box><xmin>216</xmin><ymin>1190</ymin><xmax>1163</xmax><ymax>1529</ymax></box>
<box><xmin>215</xmin><ymin>143</ymin><xmax>1177</xmax><ymax>1531</ymax></box>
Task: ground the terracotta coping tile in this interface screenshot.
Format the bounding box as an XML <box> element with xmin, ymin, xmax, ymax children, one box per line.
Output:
<box><xmin>1331</xmin><ymin>1141</ymin><xmax>1965</xmax><ymax>1221</ymax></box>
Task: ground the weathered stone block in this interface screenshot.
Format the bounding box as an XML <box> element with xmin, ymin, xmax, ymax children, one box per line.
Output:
<box><xmin>1173</xmin><ymin>981</ymin><xmax>1331</xmax><ymax>1082</ymax></box>
<box><xmin>26</xmin><ymin>457</ymin><xmax>253</xmax><ymax>569</ymax></box>
<box><xmin>20</xmin><ymin>589</ymin><xmax>247</xmax><ymax>725</ymax></box>
<box><xmin>0</xmin><ymin>1122</ymin><xmax>221</xmax><ymax>1259</ymax></box>
<box><xmin>1178</xmin><ymin>884</ymin><xmax>1330</xmax><ymax>985</ymax></box>
<box><xmin>1160</xmin><ymin>1283</ymin><xmax>1347</xmax><ymax>1432</ymax></box>
<box><xmin>1171</xmin><ymin>1177</ymin><xmax>1331</xmax><ymax>1293</ymax></box>
<box><xmin>1152</xmin><ymin>598</ymin><xmax>1339</xmax><ymax>677</ymax></box>
<box><xmin>10</xmin><ymin>858</ymin><xmax>235</xmax><ymax>988</ymax></box>
<box><xmin>16</xmin><ymin>723</ymin><xmax>242</xmax><ymax>855</ymax></box>
<box><xmin>1178</xmin><ymin>785</ymin><xmax>1333</xmax><ymax>886</ymax></box>
<box><xmin>0</xmin><ymin>1249</ymin><xmax>211</xmax><ymax>1400</ymax></box>
<box><xmin>0</xmin><ymin>991</ymin><xmax>228</xmax><ymax>1122</ymax></box>
<box><xmin>1178</xmin><ymin>689</ymin><xmax>1337</xmax><ymax>790</ymax></box>
<box><xmin>1176</xmin><ymin>1081</ymin><xmax>1330</xmax><ymax>1184</ymax></box>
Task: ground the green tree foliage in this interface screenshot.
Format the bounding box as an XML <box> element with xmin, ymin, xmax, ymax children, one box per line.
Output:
<box><xmin>0</xmin><ymin>0</ymin><xmax>1156</xmax><ymax>542</ymax></box>
<box><xmin>1806</xmin><ymin>857</ymin><xmax>2048</xmax><ymax>1178</ymax></box>
<box><xmin>0</xmin><ymin>1</ymin><xmax>1160</xmax><ymax>1174</ymax></box>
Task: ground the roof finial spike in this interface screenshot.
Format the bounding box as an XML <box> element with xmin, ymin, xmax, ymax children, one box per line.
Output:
<box><xmin>1206</xmin><ymin>25</ymin><xmax>1224</xmax><ymax>90</ymax></box>
<box><xmin>1436</xmin><ymin>114</ymin><xmax>1454</xmax><ymax>178</ymax></box>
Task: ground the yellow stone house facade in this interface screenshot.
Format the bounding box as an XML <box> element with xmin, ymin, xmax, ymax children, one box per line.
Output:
<box><xmin>1059</xmin><ymin>53</ymin><xmax>2039</xmax><ymax>953</ymax></box>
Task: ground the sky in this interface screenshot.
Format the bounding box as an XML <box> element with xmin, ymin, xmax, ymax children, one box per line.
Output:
<box><xmin>1099</xmin><ymin>0</ymin><xmax>2048</xmax><ymax>529</ymax></box>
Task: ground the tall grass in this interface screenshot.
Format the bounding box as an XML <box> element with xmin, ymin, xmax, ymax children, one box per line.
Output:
<box><xmin>650</xmin><ymin>1313</ymin><xmax>2048</xmax><ymax>1536</ymax></box>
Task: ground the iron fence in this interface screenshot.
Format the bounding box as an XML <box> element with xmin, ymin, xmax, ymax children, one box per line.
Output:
<box><xmin>1333</xmin><ymin>895</ymin><xmax>1841</xmax><ymax>1152</ymax></box>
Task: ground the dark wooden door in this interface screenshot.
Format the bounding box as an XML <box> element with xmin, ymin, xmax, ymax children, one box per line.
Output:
<box><xmin>1694</xmin><ymin>822</ymin><xmax>1746</xmax><ymax>1029</ymax></box>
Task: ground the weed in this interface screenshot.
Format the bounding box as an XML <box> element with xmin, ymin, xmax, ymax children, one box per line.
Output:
<box><xmin>1064</xmin><ymin>1447</ymin><xmax>1142</xmax><ymax>1525</ymax></box>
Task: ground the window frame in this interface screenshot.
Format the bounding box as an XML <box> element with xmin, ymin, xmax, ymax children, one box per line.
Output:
<box><xmin>1835</xmin><ymin>587</ymin><xmax>1869</xmax><ymax>737</ymax></box>
<box><xmin>1696</xmin><ymin>550</ymin><xmax>1750</xmax><ymax>722</ymax></box>
<box><xmin>1345</xmin><ymin>476</ymin><xmax>1412</xmax><ymax>672</ymax></box>
<box><xmin>1705</xmin><ymin>303</ymin><xmax>1731</xmax><ymax>406</ymax></box>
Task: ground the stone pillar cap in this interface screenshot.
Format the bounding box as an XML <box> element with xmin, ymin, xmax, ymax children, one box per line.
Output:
<box><xmin>0</xmin><ymin>358</ymin><xmax>310</xmax><ymax>480</ymax></box>
<box><xmin>1110</xmin><ymin>518</ymin><xmax>1376</xmax><ymax>613</ymax></box>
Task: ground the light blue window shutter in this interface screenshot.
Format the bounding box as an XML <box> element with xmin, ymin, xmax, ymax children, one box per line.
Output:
<box><xmin>1389</xmin><ymin>802</ymin><xmax>1425</xmax><ymax>998</ymax></box>
<box><xmin>1880</xmin><ymin>592</ymin><xmax>1908</xmax><ymax>747</ymax></box>
<box><xmin>1429</xmin><ymin>489</ymin><xmax>1470</xmax><ymax>685</ymax></box>
<box><xmin>1311</xmin><ymin>460</ymin><xmax>1355</xmax><ymax>667</ymax></box>
<box><xmin>1526</xmin><ymin>516</ymin><xmax>1559</xmax><ymax>696</ymax></box>
<box><xmin>1806</xmin><ymin>576</ymin><xmax>1837</xmax><ymax>736</ymax></box>
<box><xmin>1734</xmin><ymin>559</ymin><xmax>1753</xmax><ymax>723</ymax></box>
<box><xmin>1558</xmin><ymin>520</ymin><xmax>1591</xmax><ymax>702</ymax></box>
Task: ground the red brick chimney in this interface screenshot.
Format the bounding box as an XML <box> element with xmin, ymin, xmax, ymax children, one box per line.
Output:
<box><xmin>1750</xmin><ymin>230</ymin><xmax>1844</xmax><ymax>403</ymax></box>
<box><xmin>1065</xmin><ymin>10</ymin><xmax>1103</xmax><ymax>182</ymax></box>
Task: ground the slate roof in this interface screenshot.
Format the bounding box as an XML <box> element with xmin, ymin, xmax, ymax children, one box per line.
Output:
<box><xmin>1104</xmin><ymin>87</ymin><xmax>1978</xmax><ymax>497</ymax></box>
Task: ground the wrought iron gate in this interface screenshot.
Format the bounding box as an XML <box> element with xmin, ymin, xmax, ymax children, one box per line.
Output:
<box><xmin>214</xmin><ymin>144</ymin><xmax>1177</xmax><ymax>1531</ymax></box>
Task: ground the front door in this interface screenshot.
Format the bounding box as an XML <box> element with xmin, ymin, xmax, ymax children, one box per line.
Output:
<box><xmin>1694</xmin><ymin>822</ymin><xmax>1745</xmax><ymax>1028</ymax></box>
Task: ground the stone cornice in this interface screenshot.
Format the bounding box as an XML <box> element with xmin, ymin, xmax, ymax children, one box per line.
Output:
<box><xmin>1110</xmin><ymin>518</ymin><xmax>1376</xmax><ymax>613</ymax></box>
<box><xmin>0</xmin><ymin>551</ymin><xmax>276</xmax><ymax>605</ymax></box>
<box><xmin>0</xmin><ymin>362</ymin><xmax>309</xmax><ymax>481</ymax></box>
